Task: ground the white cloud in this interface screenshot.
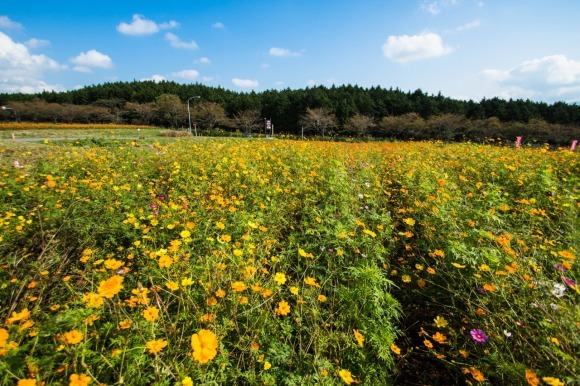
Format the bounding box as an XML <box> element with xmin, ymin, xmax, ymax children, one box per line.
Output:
<box><xmin>212</xmin><ymin>22</ymin><xmax>225</xmax><ymax>29</ymax></box>
<box><xmin>24</xmin><ymin>38</ymin><xmax>50</xmax><ymax>49</ymax></box>
<box><xmin>456</xmin><ymin>19</ymin><xmax>480</xmax><ymax>32</ymax></box>
<box><xmin>382</xmin><ymin>32</ymin><xmax>453</xmax><ymax>63</ymax></box>
<box><xmin>117</xmin><ymin>14</ymin><xmax>178</xmax><ymax>36</ymax></box>
<box><xmin>0</xmin><ymin>31</ymin><xmax>63</xmax><ymax>93</ymax></box>
<box><xmin>171</xmin><ymin>69</ymin><xmax>200</xmax><ymax>80</ymax></box>
<box><xmin>0</xmin><ymin>16</ymin><xmax>23</xmax><ymax>30</ymax></box>
<box><xmin>159</xmin><ymin>21</ymin><xmax>179</xmax><ymax>29</ymax></box>
<box><xmin>71</xmin><ymin>50</ymin><xmax>113</xmax><ymax>72</ymax></box>
<box><xmin>307</xmin><ymin>79</ymin><xmax>316</xmax><ymax>86</ymax></box>
<box><xmin>232</xmin><ymin>78</ymin><xmax>258</xmax><ymax>88</ymax></box>
<box><xmin>165</xmin><ymin>32</ymin><xmax>198</xmax><ymax>50</ymax></box>
<box><xmin>275</xmin><ymin>81</ymin><xmax>284</xmax><ymax>86</ymax></box>
<box><xmin>196</xmin><ymin>57</ymin><xmax>211</xmax><ymax>64</ymax></box>
<box><xmin>269</xmin><ymin>47</ymin><xmax>301</xmax><ymax>57</ymax></box>
<box><xmin>483</xmin><ymin>55</ymin><xmax>580</xmax><ymax>101</ymax></box>
<box><xmin>141</xmin><ymin>74</ymin><xmax>167</xmax><ymax>83</ymax></box>
<box><xmin>260</xmin><ymin>63</ymin><xmax>270</xmax><ymax>68</ymax></box>
<box><xmin>200</xmin><ymin>76</ymin><xmax>214</xmax><ymax>82</ymax></box>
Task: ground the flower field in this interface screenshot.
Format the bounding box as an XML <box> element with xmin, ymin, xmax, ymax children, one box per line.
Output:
<box><xmin>0</xmin><ymin>138</ymin><xmax>578</xmax><ymax>385</ymax></box>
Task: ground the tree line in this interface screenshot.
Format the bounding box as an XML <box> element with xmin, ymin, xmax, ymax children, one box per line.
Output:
<box><xmin>0</xmin><ymin>81</ymin><xmax>578</xmax><ymax>144</ymax></box>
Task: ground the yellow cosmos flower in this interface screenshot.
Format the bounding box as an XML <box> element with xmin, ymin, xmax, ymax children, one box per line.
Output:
<box><xmin>119</xmin><ymin>319</ymin><xmax>132</xmax><ymax>329</ymax></box>
<box><xmin>542</xmin><ymin>377</ymin><xmax>565</xmax><ymax>386</ymax></box>
<box><xmin>143</xmin><ymin>306</ymin><xmax>160</xmax><ymax>322</ymax></box>
<box><xmin>338</xmin><ymin>369</ymin><xmax>355</xmax><ymax>384</ymax></box>
<box><xmin>181</xmin><ymin>376</ymin><xmax>194</xmax><ymax>386</ymax></box>
<box><xmin>318</xmin><ymin>294</ymin><xmax>327</xmax><ymax>302</ymax></box>
<box><xmin>191</xmin><ymin>329</ymin><xmax>218</xmax><ymax>364</ymax></box>
<box><xmin>166</xmin><ymin>281</ymin><xmax>179</xmax><ymax>291</ymax></box>
<box><xmin>158</xmin><ymin>254</ymin><xmax>173</xmax><ymax>268</ymax></box>
<box><xmin>104</xmin><ymin>258</ymin><xmax>123</xmax><ymax>270</ymax></box>
<box><xmin>274</xmin><ymin>272</ymin><xmax>287</xmax><ymax>285</ymax></box>
<box><xmin>97</xmin><ymin>275</ymin><xmax>124</xmax><ymax>298</ymax></box>
<box><xmin>362</xmin><ymin>229</ymin><xmax>376</xmax><ymax>238</ymax></box>
<box><xmin>231</xmin><ymin>281</ymin><xmax>247</xmax><ymax>292</ymax></box>
<box><xmin>433</xmin><ymin>316</ymin><xmax>448</xmax><ymax>328</ymax></box>
<box><xmin>82</xmin><ymin>292</ymin><xmax>104</xmax><ymax>308</ymax></box>
<box><xmin>304</xmin><ymin>277</ymin><xmax>320</xmax><ymax>287</ymax></box>
<box><xmin>69</xmin><ymin>373</ymin><xmax>91</xmax><ymax>386</ymax></box>
<box><xmin>402</xmin><ymin>275</ymin><xmax>412</xmax><ymax>283</ymax></box>
<box><xmin>180</xmin><ymin>230</ymin><xmax>191</xmax><ymax>238</ymax></box>
<box><xmin>63</xmin><ymin>329</ymin><xmax>83</xmax><ymax>345</ymax></box>
<box><xmin>289</xmin><ymin>286</ymin><xmax>299</xmax><ymax>295</ymax></box>
<box><xmin>215</xmin><ymin>288</ymin><xmax>226</xmax><ymax>298</ymax></box>
<box><xmin>353</xmin><ymin>329</ymin><xmax>364</xmax><ymax>347</ymax></box>
<box><xmin>403</xmin><ymin>218</ymin><xmax>415</xmax><ymax>226</ymax></box>
<box><xmin>275</xmin><ymin>300</ymin><xmax>291</xmax><ymax>316</ymax></box>
<box><xmin>181</xmin><ymin>277</ymin><xmax>194</xmax><ymax>286</ymax></box>
<box><xmin>263</xmin><ymin>361</ymin><xmax>272</xmax><ymax>370</ymax></box>
<box><xmin>146</xmin><ymin>339</ymin><xmax>167</xmax><ymax>354</ymax></box>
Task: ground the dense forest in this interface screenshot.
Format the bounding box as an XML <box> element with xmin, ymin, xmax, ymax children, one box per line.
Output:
<box><xmin>1</xmin><ymin>81</ymin><xmax>579</xmax><ymax>144</ymax></box>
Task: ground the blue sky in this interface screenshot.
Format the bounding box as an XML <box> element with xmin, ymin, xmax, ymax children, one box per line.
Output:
<box><xmin>1</xmin><ymin>0</ymin><xmax>580</xmax><ymax>103</ymax></box>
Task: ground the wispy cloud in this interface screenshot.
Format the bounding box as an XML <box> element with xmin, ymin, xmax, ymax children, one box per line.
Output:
<box><xmin>71</xmin><ymin>49</ymin><xmax>113</xmax><ymax>73</ymax></box>
<box><xmin>420</xmin><ymin>0</ymin><xmax>459</xmax><ymax>15</ymax></box>
<box><xmin>165</xmin><ymin>32</ymin><xmax>198</xmax><ymax>50</ymax></box>
<box><xmin>269</xmin><ymin>47</ymin><xmax>302</xmax><ymax>57</ymax></box>
<box><xmin>196</xmin><ymin>57</ymin><xmax>211</xmax><ymax>64</ymax></box>
<box><xmin>483</xmin><ymin>55</ymin><xmax>580</xmax><ymax>102</ymax></box>
<box><xmin>25</xmin><ymin>38</ymin><xmax>50</xmax><ymax>49</ymax></box>
<box><xmin>117</xmin><ymin>14</ymin><xmax>178</xmax><ymax>36</ymax></box>
<box><xmin>212</xmin><ymin>22</ymin><xmax>225</xmax><ymax>29</ymax></box>
<box><xmin>0</xmin><ymin>16</ymin><xmax>23</xmax><ymax>30</ymax></box>
<box><xmin>232</xmin><ymin>78</ymin><xmax>258</xmax><ymax>88</ymax></box>
<box><xmin>454</xmin><ymin>19</ymin><xmax>480</xmax><ymax>32</ymax></box>
<box><xmin>382</xmin><ymin>32</ymin><xmax>453</xmax><ymax>63</ymax></box>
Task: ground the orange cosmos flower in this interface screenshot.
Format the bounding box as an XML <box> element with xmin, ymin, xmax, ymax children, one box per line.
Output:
<box><xmin>191</xmin><ymin>329</ymin><xmax>218</xmax><ymax>364</ymax></box>
<box><xmin>353</xmin><ymin>329</ymin><xmax>364</xmax><ymax>347</ymax></box>
<box><xmin>63</xmin><ymin>329</ymin><xmax>83</xmax><ymax>345</ymax></box>
<box><xmin>146</xmin><ymin>339</ymin><xmax>168</xmax><ymax>354</ymax></box>
<box><xmin>275</xmin><ymin>300</ymin><xmax>291</xmax><ymax>316</ymax></box>
<box><xmin>97</xmin><ymin>275</ymin><xmax>124</xmax><ymax>298</ymax></box>
<box><xmin>69</xmin><ymin>373</ymin><xmax>91</xmax><ymax>386</ymax></box>
<box><xmin>142</xmin><ymin>306</ymin><xmax>160</xmax><ymax>322</ymax></box>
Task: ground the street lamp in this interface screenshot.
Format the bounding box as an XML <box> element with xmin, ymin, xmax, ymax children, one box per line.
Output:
<box><xmin>1</xmin><ymin>106</ymin><xmax>16</xmax><ymax>121</ymax></box>
<box><xmin>187</xmin><ymin>96</ymin><xmax>201</xmax><ymax>136</ymax></box>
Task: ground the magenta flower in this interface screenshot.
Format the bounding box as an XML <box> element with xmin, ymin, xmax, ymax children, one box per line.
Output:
<box><xmin>470</xmin><ymin>329</ymin><xmax>488</xmax><ymax>343</ymax></box>
<box><xmin>563</xmin><ymin>277</ymin><xmax>576</xmax><ymax>288</ymax></box>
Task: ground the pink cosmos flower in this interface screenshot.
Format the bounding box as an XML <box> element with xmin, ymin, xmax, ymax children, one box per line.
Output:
<box><xmin>470</xmin><ymin>329</ymin><xmax>488</xmax><ymax>343</ymax></box>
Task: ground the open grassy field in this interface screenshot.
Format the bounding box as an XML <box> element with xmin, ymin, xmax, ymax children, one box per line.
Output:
<box><xmin>0</xmin><ymin>129</ymin><xmax>578</xmax><ymax>385</ymax></box>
